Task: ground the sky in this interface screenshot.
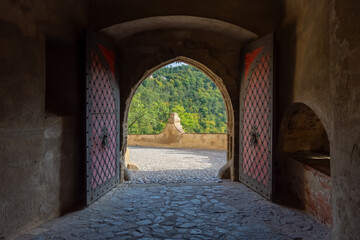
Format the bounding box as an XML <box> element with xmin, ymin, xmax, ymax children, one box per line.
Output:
<box><xmin>166</xmin><ymin>61</ymin><xmax>188</xmax><ymax>68</ymax></box>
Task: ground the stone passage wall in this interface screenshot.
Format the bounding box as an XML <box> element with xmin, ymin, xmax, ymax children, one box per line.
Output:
<box><xmin>0</xmin><ymin>1</ymin><xmax>87</xmax><ymax>238</ymax></box>
<box><xmin>127</xmin><ymin>113</ymin><xmax>227</xmax><ymax>150</ymax></box>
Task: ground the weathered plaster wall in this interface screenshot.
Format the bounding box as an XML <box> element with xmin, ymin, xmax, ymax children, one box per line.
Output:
<box><xmin>330</xmin><ymin>0</ymin><xmax>360</xmax><ymax>238</ymax></box>
<box><xmin>279</xmin><ymin>0</ymin><xmax>360</xmax><ymax>238</ymax></box>
<box><xmin>89</xmin><ymin>0</ymin><xmax>283</xmax><ymax>35</ymax></box>
<box><xmin>0</xmin><ymin>1</ymin><xmax>87</xmax><ymax>238</ymax></box>
<box><xmin>277</xmin><ymin>0</ymin><xmax>331</xmax><ymax>130</ymax></box>
<box><xmin>276</xmin><ymin>0</ymin><xmax>333</xmax><ymax>229</ymax></box>
<box><xmin>276</xmin><ymin>0</ymin><xmax>331</xmax><ymax>197</ymax></box>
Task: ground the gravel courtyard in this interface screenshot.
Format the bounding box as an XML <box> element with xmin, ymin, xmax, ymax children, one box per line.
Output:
<box><xmin>126</xmin><ymin>146</ymin><xmax>227</xmax><ymax>184</ymax></box>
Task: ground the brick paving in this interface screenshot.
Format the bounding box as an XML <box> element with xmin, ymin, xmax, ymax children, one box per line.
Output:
<box><xmin>15</xmin><ymin>147</ymin><xmax>331</xmax><ymax>240</ymax></box>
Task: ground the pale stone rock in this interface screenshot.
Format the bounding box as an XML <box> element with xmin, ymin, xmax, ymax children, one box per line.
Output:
<box><xmin>218</xmin><ymin>159</ymin><xmax>232</xmax><ymax>179</ymax></box>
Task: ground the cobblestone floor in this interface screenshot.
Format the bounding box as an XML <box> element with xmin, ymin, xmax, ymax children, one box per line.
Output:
<box><xmin>126</xmin><ymin>147</ymin><xmax>226</xmax><ymax>184</ymax></box>
<box><xmin>16</xmin><ymin>147</ymin><xmax>331</xmax><ymax>239</ymax></box>
<box><xmin>16</xmin><ymin>182</ymin><xmax>330</xmax><ymax>240</ymax></box>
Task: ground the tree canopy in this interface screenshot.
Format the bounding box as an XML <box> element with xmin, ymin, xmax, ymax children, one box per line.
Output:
<box><xmin>128</xmin><ymin>63</ymin><xmax>227</xmax><ymax>134</ymax></box>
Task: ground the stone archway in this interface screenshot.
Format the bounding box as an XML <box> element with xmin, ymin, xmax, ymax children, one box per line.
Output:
<box><xmin>101</xmin><ymin>16</ymin><xmax>260</xmax><ymax>182</ymax></box>
<box><xmin>122</xmin><ymin>56</ymin><xmax>235</xmax><ymax>179</ymax></box>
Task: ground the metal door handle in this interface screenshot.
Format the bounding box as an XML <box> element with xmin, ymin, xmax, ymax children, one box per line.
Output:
<box><xmin>250</xmin><ymin>126</ymin><xmax>259</xmax><ymax>147</ymax></box>
<box><xmin>101</xmin><ymin>127</ymin><xmax>110</xmax><ymax>148</ymax></box>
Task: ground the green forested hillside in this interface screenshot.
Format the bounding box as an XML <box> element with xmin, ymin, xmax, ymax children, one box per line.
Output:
<box><xmin>128</xmin><ymin>64</ymin><xmax>227</xmax><ymax>134</ymax></box>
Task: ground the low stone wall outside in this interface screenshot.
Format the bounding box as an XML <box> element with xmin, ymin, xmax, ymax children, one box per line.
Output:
<box><xmin>128</xmin><ymin>132</ymin><xmax>227</xmax><ymax>150</ymax></box>
<box><xmin>127</xmin><ymin>113</ymin><xmax>227</xmax><ymax>150</ymax></box>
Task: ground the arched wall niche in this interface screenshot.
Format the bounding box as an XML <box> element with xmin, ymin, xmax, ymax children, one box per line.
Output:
<box><xmin>122</xmin><ymin>56</ymin><xmax>235</xmax><ymax>171</ymax></box>
<box><xmin>279</xmin><ymin>102</ymin><xmax>330</xmax><ymax>155</ymax></box>
<box><xmin>278</xmin><ymin>102</ymin><xmax>332</xmax><ymax>225</ymax></box>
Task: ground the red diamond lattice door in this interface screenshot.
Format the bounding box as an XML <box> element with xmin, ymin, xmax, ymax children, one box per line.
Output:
<box><xmin>239</xmin><ymin>33</ymin><xmax>274</xmax><ymax>200</ymax></box>
<box><xmin>85</xmin><ymin>32</ymin><xmax>120</xmax><ymax>205</ymax></box>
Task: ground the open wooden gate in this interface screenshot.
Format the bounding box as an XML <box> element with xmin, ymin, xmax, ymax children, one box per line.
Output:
<box><xmin>85</xmin><ymin>32</ymin><xmax>120</xmax><ymax>205</ymax></box>
<box><xmin>239</xmin><ymin>33</ymin><xmax>274</xmax><ymax>200</ymax></box>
